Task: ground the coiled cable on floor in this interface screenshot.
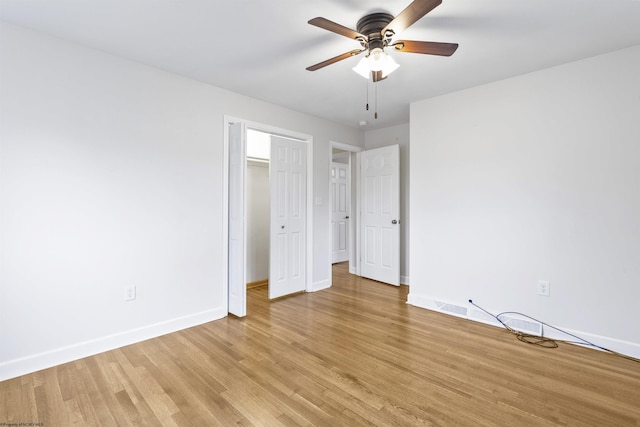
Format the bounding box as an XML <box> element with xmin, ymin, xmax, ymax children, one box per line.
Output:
<box><xmin>468</xmin><ymin>299</ymin><xmax>639</xmax><ymax>363</ymax></box>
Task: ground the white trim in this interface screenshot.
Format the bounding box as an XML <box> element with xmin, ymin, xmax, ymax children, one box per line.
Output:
<box><xmin>306</xmin><ymin>137</ymin><xmax>314</xmax><ymax>294</ymax></box>
<box><xmin>222</xmin><ymin>116</ymin><xmax>231</xmax><ymax>314</ymax></box>
<box><xmin>407</xmin><ymin>293</ymin><xmax>640</xmax><ymax>360</ymax></box>
<box><xmin>247</xmin><ymin>157</ymin><xmax>269</xmax><ymax>166</ymax></box>
<box><xmin>401</xmin><ymin>275</ymin><xmax>410</xmax><ymax>285</ymax></box>
<box><xmin>310</xmin><ymin>279</ymin><xmax>332</xmax><ymax>293</ymax></box>
<box><xmin>332</xmin><ymin>141</ymin><xmax>363</xmax><ymax>152</ymax></box>
<box><xmin>354</xmin><ymin>151</ymin><xmax>362</xmax><ymax>277</ymax></box>
<box><xmin>224</xmin><ymin>115</ymin><xmax>314</xmax><ymax>307</ymax></box>
<box><xmin>0</xmin><ymin>307</ymin><xmax>226</xmax><ymax>382</ymax></box>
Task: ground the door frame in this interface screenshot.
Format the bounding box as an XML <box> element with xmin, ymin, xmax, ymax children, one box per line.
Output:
<box><xmin>329</xmin><ymin>141</ymin><xmax>362</xmax><ymax>282</ymax></box>
<box><xmin>330</xmin><ymin>160</ymin><xmax>350</xmax><ymax>264</ymax></box>
<box><xmin>223</xmin><ymin>115</ymin><xmax>313</xmax><ymax>315</ymax></box>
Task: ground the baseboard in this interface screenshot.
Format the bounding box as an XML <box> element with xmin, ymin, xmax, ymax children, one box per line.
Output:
<box><xmin>309</xmin><ymin>279</ymin><xmax>331</xmax><ymax>293</ymax></box>
<box><xmin>0</xmin><ymin>307</ymin><xmax>227</xmax><ymax>381</ymax></box>
<box><xmin>407</xmin><ymin>293</ymin><xmax>640</xmax><ymax>360</ymax></box>
<box><xmin>247</xmin><ymin>279</ymin><xmax>268</xmax><ymax>289</ymax></box>
<box><xmin>401</xmin><ymin>275</ymin><xmax>410</xmax><ymax>285</ymax></box>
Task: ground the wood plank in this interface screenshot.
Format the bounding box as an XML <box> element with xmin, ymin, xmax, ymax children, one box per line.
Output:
<box><xmin>247</xmin><ymin>279</ymin><xmax>268</xmax><ymax>289</ymax></box>
<box><xmin>1</xmin><ymin>263</ymin><xmax>639</xmax><ymax>425</ymax></box>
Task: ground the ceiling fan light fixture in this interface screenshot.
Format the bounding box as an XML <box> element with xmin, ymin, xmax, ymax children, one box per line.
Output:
<box><xmin>381</xmin><ymin>55</ymin><xmax>400</xmax><ymax>77</ymax></box>
<box><xmin>352</xmin><ymin>56</ymin><xmax>371</xmax><ymax>79</ymax></box>
<box><xmin>352</xmin><ymin>49</ymin><xmax>400</xmax><ymax>80</ymax></box>
<box><xmin>306</xmin><ymin>0</ymin><xmax>459</xmax><ymax>77</ymax></box>
<box><xmin>368</xmin><ymin>47</ymin><xmax>385</xmax><ymax>71</ymax></box>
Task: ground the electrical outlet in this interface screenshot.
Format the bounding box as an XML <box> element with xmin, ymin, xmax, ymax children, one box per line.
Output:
<box><xmin>537</xmin><ymin>280</ymin><xmax>550</xmax><ymax>297</ymax></box>
<box><xmin>124</xmin><ymin>285</ymin><xmax>136</xmax><ymax>301</ymax></box>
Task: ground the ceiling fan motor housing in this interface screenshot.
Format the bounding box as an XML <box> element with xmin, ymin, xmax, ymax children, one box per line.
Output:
<box><xmin>356</xmin><ymin>13</ymin><xmax>394</xmax><ymax>50</ymax></box>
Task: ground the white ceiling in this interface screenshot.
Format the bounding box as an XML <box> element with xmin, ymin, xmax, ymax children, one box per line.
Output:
<box><xmin>2</xmin><ymin>0</ymin><xmax>640</xmax><ymax>130</ymax></box>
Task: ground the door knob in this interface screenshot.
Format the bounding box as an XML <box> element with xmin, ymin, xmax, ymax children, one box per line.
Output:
<box><xmin>281</xmin><ymin>225</ymin><xmax>285</xmax><ymax>229</ymax></box>
<box><xmin>345</xmin><ymin>216</ymin><xmax>349</xmax><ymax>219</ymax></box>
<box><xmin>391</xmin><ymin>219</ymin><xmax>398</xmax><ymax>224</ymax></box>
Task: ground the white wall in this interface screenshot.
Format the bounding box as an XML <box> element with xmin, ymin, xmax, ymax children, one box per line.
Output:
<box><xmin>365</xmin><ymin>123</ymin><xmax>410</xmax><ymax>284</ymax></box>
<box><xmin>246</xmin><ymin>160</ymin><xmax>269</xmax><ymax>283</ymax></box>
<box><xmin>409</xmin><ymin>45</ymin><xmax>640</xmax><ymax>357</ymax></box>
<box><xmin>0</xmin><ymin>22</ymin><xmax>364</xmax><ymax>380</ymax></box>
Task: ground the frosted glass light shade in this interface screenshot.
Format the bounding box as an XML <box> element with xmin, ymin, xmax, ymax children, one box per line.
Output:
<box><xmin>381</xmin><ymin>55</ymin><xmax>400</xmax><ymax>77</ymax></box>
<box><xmin>352</xmin><ymin>56</ymin><xmax>371</xmax><ymax>79</ymax></box>
<box><xmin>352</xmin><ymin>49</ymin><xmax>400</xmax><ymax>80</ymax></box>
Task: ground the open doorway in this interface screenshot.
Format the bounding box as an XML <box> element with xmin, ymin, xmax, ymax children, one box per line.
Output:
<box><xmin>330</xmin><ymin>142</ymin><xmax>362</xmax><ymax>280</ymax></box>
<box><xmin>329</xmin><ymin>142</ymin><xmax>401</xmax><ymax>287</ymax></box>
<box><xmin>245</xmin><ymin>129</ymin><xmax>270</xmax><ymax>291</ymax></box>
<box><xmin>331</xmin><ymin>150</ymin><xmax>350</xmax><ymax>264</ymax></box>
<box><xmin>224</xmin><ymin>117</ymin><xmax>313</xmax><ymax>317</ymax></box>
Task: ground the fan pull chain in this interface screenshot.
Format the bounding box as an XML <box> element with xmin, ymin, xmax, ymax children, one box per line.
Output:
<box><xmin>375</xmin><ymin>82</ymin><xmax>378</xmax><ymax>119</ymax></box>
<box><xmin>366</xmin><ymin>75</ymin><xmax>370</xmax><ymax>111</ymax></box>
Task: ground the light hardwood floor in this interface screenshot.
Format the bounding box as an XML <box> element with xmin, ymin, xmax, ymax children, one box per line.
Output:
<box><xmin>2</xmin><ymin>263</ymin><xmax>639</xmax><ymax>426</ymax></box>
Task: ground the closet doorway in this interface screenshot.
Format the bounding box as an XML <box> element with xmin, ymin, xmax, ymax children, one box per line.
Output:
<box><xmin>225</xmin><ymin>118</ymin><xmax>313</xmax><ymax>317</ymax></box>
<box><xmin>245</xmin><ymin>129</ymin><xmax>270</xmax><ymax>292</ymax></box>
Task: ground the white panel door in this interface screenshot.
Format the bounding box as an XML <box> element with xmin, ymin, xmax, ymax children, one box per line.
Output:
<box><xmin>269</xmin><ymin>136</ymin><xmax>307</xmax><ymax>299</ymax></box>
<box><xmin>331</xmin><ymin>162</ymin><xmax>349</xmax><ymax>263</ymax></box>
<box><xmin>228</xmin><ymin>122</ymin><xmax>246</xmax><ymax>316</ymax></box>
<box><xmin>359</xmin><ymin>145</ymin><xmax>400</xmax><ymax>286</ymax></box>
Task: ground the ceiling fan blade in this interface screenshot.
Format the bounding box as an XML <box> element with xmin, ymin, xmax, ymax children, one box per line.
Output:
<box><xmin>306</xmin><ymin>49</ymin><xmax>364</xmax><ymax>71</ymax></box>
<box><xmin>392</xmin><ymin>40</ymin><xmax>458</xmax><ymax>56</ymax></box>
<box><xmin>308</xmin><ymin>17</ymin><xmax>366</xmax><ymax>40</ymax></box>
<box><xmin>382</xmin><ymin>0</ymin><xmax>442</xmax><ymax>36</ymax></box>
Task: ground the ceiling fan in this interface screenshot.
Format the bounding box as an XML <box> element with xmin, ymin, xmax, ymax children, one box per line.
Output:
<box><xmin>306</xmin><ymin>0</ymin><xmax>458</xmax><ymax>82</ymax></box>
